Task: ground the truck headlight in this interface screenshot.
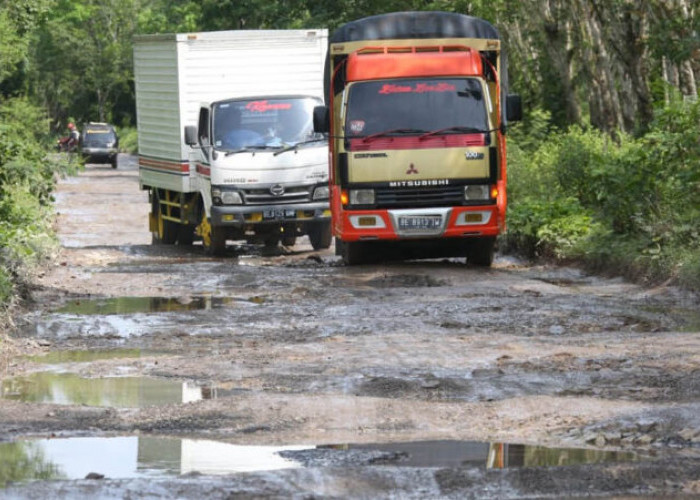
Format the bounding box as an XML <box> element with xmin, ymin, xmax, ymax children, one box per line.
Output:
<box><xmin>349</xmin><ymin>189</ymin><xmax>375</xmax><ymax>205</ymax></box>
<box><xmin>212</xmin><ymin>188</ymin><xmax>242</xmax><ymax>205</ymax></box>
<box><xmin>313</xmin><ymin>185</ymin><xmax>329</xmax><ymax>200</ymax></box>
<box><xmin>464</xmin><ymin>185</ymin><xmax>490</xmax><ymax>201</ymax></box>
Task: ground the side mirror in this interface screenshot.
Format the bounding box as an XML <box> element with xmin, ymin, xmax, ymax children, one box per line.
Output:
<box><xmin>313</xmin><ymin>105</ymin><xmax>329</xmax><ymax>134</ymax></box>
<box><xmin>506</xmin><ymin>94</ymin><xmax>523</xmax><ymax>122</ymax></box>
<box><xmin>184</xmin><ymin>125</ymin><xmax>198</xmax><ymax>146</ymax></box>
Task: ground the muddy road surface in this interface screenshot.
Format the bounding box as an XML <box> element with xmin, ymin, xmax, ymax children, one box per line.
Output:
<box><xmin>1</xmin><ymin>156</ymin><xmax>699</xmax><ymax>498</ymax></box>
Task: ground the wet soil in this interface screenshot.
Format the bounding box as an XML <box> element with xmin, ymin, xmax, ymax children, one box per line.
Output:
<box><xmin>1</xmin><ymin>156</ymin><xmax>699</xmax><ymax>498</ymax></box>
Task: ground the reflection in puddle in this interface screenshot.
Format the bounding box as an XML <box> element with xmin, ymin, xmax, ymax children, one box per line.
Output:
<box><xmin>53</xmin><ymin>295</ymin><xmax>261</xmax><ymax>315</ymax></box>
<box><xmin>320</xmin><ymin>440</ymin><xmax>638</xmax><ymax>468</ymax></box>
<box><xmin>0</xmin><ymin>373</ymin><xmax>216</xmax><ymax>407</ymax></box>
<box><xmin>0</xmin><ymin>437</ymin><xmax>642</xmax><ymax>487</ymax></box>
<box><xmin>0</xmin><ymin>437</ymin><xmax>309</xmax><ymax>486</ymax></box>
<box><xmin>642</xmin><ymin>306</ymin><xmax>700</xmax><ymax>333</ymax></box>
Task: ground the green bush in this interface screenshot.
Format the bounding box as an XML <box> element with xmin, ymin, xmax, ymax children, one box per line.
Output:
<box><xmin>505</xmin><ymin>99</ymin><xmax>700</xmax><ymax>289</ymax></box>
<box><xmin>0</xmin><ymin>97</ymin><xmax>67</xmax><ymax>310</ymax></box>
<box><xmin>116</xmin><ymin>125</ymin><xmax>138</xmax><ymax>154</ymax></box>
<box><xmin>504</xmin><ymin>197</ymin><xmax>598</xmax><ymax>260</ymax></box>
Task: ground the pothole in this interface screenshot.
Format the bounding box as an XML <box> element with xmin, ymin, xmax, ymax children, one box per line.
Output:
<box><xmin>0</xmin><ymin>373</ymin><xmax>224</xmax><ymax>407</ymax></box>
<box><xmin>53</xmin><ymin>296</ymin><xmax>261</xmax><ymax>315</ymax></box>
<box><xmin>0</xmin><ymin>437</ymin><xmax>646</xmax><ymax>487</ymax></box>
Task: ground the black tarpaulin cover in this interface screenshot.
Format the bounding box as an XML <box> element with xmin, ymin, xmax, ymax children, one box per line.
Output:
<box><xmin>329</xmin><ymin>11</ymin><xmax>500</xmax><ymax>43</ymax></box>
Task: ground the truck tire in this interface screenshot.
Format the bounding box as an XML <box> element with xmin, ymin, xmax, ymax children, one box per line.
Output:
<box><xmin>207</xmin><ymin>229</ymin><xmax>227</xmax><ymax>256</ymax></box>
<box><xmin>307</xmin><ymin>221</ymin><xmax>332</xmax><ymax>250</ymax></box>
<box><xmin>263</xmin><ymin>234</ymin><xmax>280</xmax><ymax>248</ymax></box>
<box><xmin>339</xmin><ymin>240</ymin><xmax>365</xmax><ymax>265</ymax></box>
<box><xmin>281</xmin><ymin>235</ymin><xmax>297</xmax><ymax>247</ymax></box>
<box><xmin>152</xmin><ymin>196</ymin><xmax>177</xmax><ymax>245</ymax></box>
<box><xmin>467</xmin><ymin>237</ymin><xmax>495</xmax><ymax>267</ymax></box>
<box><xmin>177</xmin><ymin>224</ymin><xmax>195</xmax><ymax>246</ymax></box>
<box><xmin>197</xmin><ymin>214</ymin><xmax>226</xmax><ymax>256</ymax></box>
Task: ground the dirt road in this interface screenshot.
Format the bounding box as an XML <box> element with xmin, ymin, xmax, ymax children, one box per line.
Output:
<box><xmin>1</xmin><ymin>156</ymin><xmax>699</xmax><ymax>498</ymax></box>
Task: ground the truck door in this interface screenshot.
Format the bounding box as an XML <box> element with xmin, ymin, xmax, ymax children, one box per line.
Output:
<box><xmin>197</xmin><ymin>107</ymin><xmax>211</xmax><ymax>162</ymax></box>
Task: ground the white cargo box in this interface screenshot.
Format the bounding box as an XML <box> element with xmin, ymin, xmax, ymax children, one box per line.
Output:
<box><xmin>133</xmin><ymin>29</ymin><xmax>328</xmax><ymax>193</ymax></box>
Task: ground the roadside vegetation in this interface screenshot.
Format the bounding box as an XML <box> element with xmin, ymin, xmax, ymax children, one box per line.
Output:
<box><xmin>0</xmin><ymin>98</ymin><xmax>75</xmax><ymax>316</ymax></box>
<box><xmin>0</xmin><ymin>0</ymin><xmax>698</xmax><ymax>318</ymax></box>
<box><xmin>505</xmin><ymin>97</ymin><xmax>700</xmax><ymax>289</ymax></box>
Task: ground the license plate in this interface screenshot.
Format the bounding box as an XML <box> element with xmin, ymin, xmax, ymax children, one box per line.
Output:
<box><xmin>398</xmin><ymin>215</ymin><xmax>442</xmax><ymax>231</ymax></box>
<box><xmin>263</xmin><ymin>209</ymin><xmax>295</xmax><ymax>220</ymax></box>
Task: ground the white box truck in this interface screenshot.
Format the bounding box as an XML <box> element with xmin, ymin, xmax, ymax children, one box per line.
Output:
<box><xmin>133</xmin><ymin>29</ymin><xmax>331</xmax><ymax>255</ymax></box>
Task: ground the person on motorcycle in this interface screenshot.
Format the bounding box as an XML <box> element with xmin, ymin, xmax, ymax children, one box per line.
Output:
<box><xmin>57</xmin><ymin>122</ymin><xmax>81</xmax><ymax>152</ymax></box>
<box><xmin>67</xmin><ymin>122</ymin><xmax>80</xmax><ymax>149</ymax></box>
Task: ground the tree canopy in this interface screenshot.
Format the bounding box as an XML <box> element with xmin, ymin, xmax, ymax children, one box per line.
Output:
<box><xmin>1</xmin><ymin>0</ymin><xmax>696</xmax><ymax>134</ymax></box>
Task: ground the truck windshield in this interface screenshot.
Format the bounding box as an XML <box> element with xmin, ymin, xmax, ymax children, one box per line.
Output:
<box><xmin>213</xmin><ymin>97</ymin><xmax>324</xmax><ymax>151</ymax></box>
<box><xmin>345</xmin><ymin>78</ymin><xmax>489</xmax><ymax>138</ymax></box>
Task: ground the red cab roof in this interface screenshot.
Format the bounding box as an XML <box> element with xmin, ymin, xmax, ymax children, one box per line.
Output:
<box><xmin>346</xmin><ymin>46</ymin><xmax>483</xmax><ymax>82</ymax></box>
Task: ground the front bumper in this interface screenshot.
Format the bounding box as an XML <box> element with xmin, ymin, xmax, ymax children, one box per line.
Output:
<box><xmin>336</xmin><ymin>206</ymin><xmax>502</xmax><ymax>241</ymax></box>
<box><xmin>211</xmin><ymin>202</ymin><xmax>331</xmax><ymax>227</ymax></box>
<box><xmin>82</xmin><ymin>147</ymin><xmax>117</xmax><ymax>162</ymax></box>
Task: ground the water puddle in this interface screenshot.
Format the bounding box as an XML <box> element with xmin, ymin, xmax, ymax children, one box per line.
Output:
<box><xmin>0</xmin><ymin>437</ymin><xmax>643</xmax><ymax>487</ymax></box>
<box><xmin>0</xmin><ymin>437</ymin><xmax>309</xmax><ymax>486</ymax></box>
<box><xmin>314</xmin><ymin>440</ymin><xmax>639</xmax><ymax>468</ymax></box>
<box><xmin>0</xmin><ymin>373</ymin><xmax>220</xmax><ymax>407</ymax></box>
<box><xmin>642</xmin><ymin>306</ymin><xmax>700</xmax><ymax>333</ymax></box>
<box><xmin>53</xmin><ymin>296</ymin><xmax>254</xmax><ymax>315</ymax></box>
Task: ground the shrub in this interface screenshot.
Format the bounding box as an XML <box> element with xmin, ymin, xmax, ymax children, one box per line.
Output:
<box><xmin>116</xmin><ymin>125</ymin><xmax>138</xmax><ymax>154</ymax></box>
<box><xmin>0</xmin><ymin>97</ymin><xmax>66</xmax><ymax>310</ymax></box>
<box><xmin>505</xmin><ymin>98</ymin><xmax>700</xmax><ymax>289</ymax></box>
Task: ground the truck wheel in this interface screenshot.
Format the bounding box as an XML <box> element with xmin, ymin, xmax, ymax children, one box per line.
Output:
<box><xmin>151</xmin><ymin>197</ymin><xmax>177</xmax><ymax>245</ymax></box>
<box><xmin>281</xmin><ymin>224</ymin><xmax>296</xmax><ymax>247</ymax></box>
<box><xmin>467</xmin><ymin>237</ymin><xmax>495</xmax><ymax>267</ymax></box>
<box><xmin>197</xmin><ymin>215</ymin><xmax>226</xmax><ymax>256</ymax></box>
<box><xmin>281</xmin><ymin>235</ymin><xmax>296</xmax><ymax>247</ymax></box>
<box><xmin>111</xmin><ymin>155</ymin><xmax>118</xmax><ymax>169</ymax></box>
<box><xmin>177</xmin><ymin>224</ymin><xmax>195</xmax><ymax>246</ymax></box>
<box><xmin>263</xmin><ymin>234</ymin><xmax>280</xmax><ymax>248</ymax></box>
<box><xmin>340</xmin><ymin>240</ymin><xmax>365</xmax><ymax>265</ymax></box>
<box><xmin>307</xmin><ymin>221</ymin><xmax>332</xmax><ymax>250</ymax></box>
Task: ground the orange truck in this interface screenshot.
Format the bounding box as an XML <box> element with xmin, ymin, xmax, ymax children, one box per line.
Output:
<box><xmin>313</xmin><ymin>12</ymin><xmax>522</xmax><ymax>265</ymax></box>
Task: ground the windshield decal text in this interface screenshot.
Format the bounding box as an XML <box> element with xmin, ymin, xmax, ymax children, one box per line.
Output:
<box><xmin>246</xmin><ymin>101</ymin><xmax>293</xmax><ymax>112</ymax></box>
<box><xmin>379</xmin><ymin>83</ymin><xmax>456</xmax><ymax>95</ymax></box>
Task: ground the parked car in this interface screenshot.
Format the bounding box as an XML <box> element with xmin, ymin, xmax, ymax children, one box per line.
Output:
<box><xmin>81</xmin><ymin>122</ymin><xmax>119</xmax><ymax>168</ymax></box>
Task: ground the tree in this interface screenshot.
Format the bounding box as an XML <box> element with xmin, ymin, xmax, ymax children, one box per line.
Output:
<box><xmin>30</xmin><ymin>0</ymin><xmax>139</xmax><ymax>128</ymax></box>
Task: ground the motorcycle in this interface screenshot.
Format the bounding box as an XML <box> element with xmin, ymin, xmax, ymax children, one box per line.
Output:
<box><xmin>56</xmin><ymin>136</ymin><xmax>79</xmax><ymax>153</ymax></box>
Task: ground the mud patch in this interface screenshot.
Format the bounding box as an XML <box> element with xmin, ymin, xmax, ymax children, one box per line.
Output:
<box><xmin>27</xmin><ymin>348</ymin><xmax>153</xmax><ymax>364</ymax></box>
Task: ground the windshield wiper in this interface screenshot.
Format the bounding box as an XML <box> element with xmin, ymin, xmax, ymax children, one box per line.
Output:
<box><xmin>224</xmin><ymin>145</ymin><xmax>278</xmax><ymax>157</ymax></box>
<box><xmin>419</xmin><ymin>126</ymin><xmax>489</xmax><ymax>140</ymax></box>
<box><xmin>273</xmin><ymin>138</ymin><xmax>326</xmax><ymax>156</ymax></box>
<box><xmin>361</xmin><ymin>128</ymin><xmax>426</xmax><ymax>142</ymax></box>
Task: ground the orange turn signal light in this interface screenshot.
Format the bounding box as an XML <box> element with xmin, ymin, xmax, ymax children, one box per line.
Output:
<box><xmin>340</xmin><ymin>189</ymin><xmax>349</xmax><ymax>205</ymax></box>
<box><xmin>491</xmin><ymin>186</ymin><xmax>499</xmax><ymax>199</ymax></box>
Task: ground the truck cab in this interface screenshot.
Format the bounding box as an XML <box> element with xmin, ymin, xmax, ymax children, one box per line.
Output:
<box><xmin>315</xmin><ymin>13</ymin><xmax>522</xmax><ymax>265</ymax></box>
<box><xmin>185</xmin><ymin>95</ymin><xmax>331</xmax><ymax>253</ymax></box>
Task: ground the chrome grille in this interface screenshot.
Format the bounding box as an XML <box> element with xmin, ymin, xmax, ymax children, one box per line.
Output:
<box><xmin>242</xmin><ymin>185</ymin><xmax>313</xmax><ymax>205</ymax></box>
